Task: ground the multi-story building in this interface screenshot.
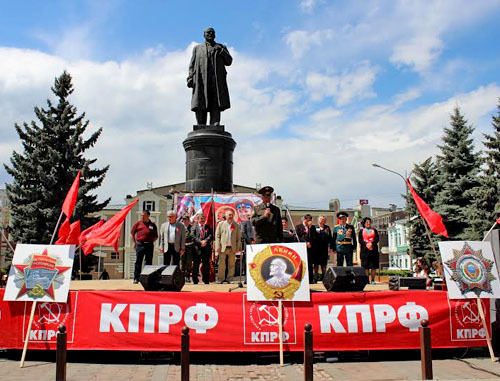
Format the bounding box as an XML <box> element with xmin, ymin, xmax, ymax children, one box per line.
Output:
<box><xmin>387</xmin><ymin>218</ymin><xmax>411</xmax><ymax>271</ymax></box>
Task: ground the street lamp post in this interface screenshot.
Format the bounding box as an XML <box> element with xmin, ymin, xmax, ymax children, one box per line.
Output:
<box><xmin>372</xmin><ymin>163</ymin><xmax>413</xmax><ymax>257</ymax></box>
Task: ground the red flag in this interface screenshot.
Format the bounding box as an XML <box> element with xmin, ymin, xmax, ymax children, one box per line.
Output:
<box><xmin>79</xmin><ymin>219</ymin><xmax>105</xmax><ymax>244</ymax></box>
<box><xmin>62</xmin><ymin>170</ymin><xmax>81</xmax><ymax>218</ymax></box>
<box><xmin>58</xmin><ymin>218</ymin><xmax>71</xmax><ymax>239</ymax></box>
<box><xmin>56</xmin><ymin>220</ymin><xmax>81</xmax><ymax>245</ymax></box>
<box><xmin>497</xmin><ymin>216</ymin><xmax>500</xmax><ymax>225</ymax></box>
<box><xmin>407</xmin><ymin>179</ymin><xmax>449</xmax><ymax>238</ymax></box>
<box><xmin>81</xmin><ymin>200</ymin><xmax>138</xmax><ymax>255</ymax></box>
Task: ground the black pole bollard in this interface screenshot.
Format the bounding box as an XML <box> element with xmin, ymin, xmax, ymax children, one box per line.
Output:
<box><xmin>304</xmin><ymin>323</ymin><xmax>313</xmax><ymax>381</ymax></box>
<box><xmin>181</xmin><ymin>326</ymin><xmax>190</xmax><ymax>381</ymax></box>
<box><xmin>419</xmin><ymin>319</ymin><xmax>433</xmax><ymax>380</ymax></box>
<box><xmin>56</xmin><ymin>325</ymin><xmax>67</xmax><ymax>381</ymax></box>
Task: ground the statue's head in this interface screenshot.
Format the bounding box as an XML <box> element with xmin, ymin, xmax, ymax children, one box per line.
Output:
<box><xmin>204</xmin><ymin>27</ymin><xmax>216</xmax><ymax>42</ymax></box>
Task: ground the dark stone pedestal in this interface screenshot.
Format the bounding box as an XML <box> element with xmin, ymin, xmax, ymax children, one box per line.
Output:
<box><xmin>182</xmin><ymin>125</ymin><xmax>236</xmax><ymax>192</ymax></box>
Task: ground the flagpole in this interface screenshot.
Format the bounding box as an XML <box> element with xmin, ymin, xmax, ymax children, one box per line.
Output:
<box><xmin>79</xmin><ymin>246</ymin><xmax>82</xmax><ymax>280</ymax></box>
<box><xmin>50</xmin><ymin>211</ymin><xmax>64</xmax><ymax>245</ymax></box>
<box><xmin>483</xmin><ymin>220</ymin><xmax>499</xmax><ymax>241</ymax></box>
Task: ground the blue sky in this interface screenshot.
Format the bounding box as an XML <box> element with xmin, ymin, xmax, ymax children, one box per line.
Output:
<box><xmin>0</xmin><ymin>0</ymin><xmax>499</xmax><ymax>209</ymax></box>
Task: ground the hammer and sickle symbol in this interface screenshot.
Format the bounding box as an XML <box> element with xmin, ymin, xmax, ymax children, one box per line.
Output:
<box><xmin>28</xmin><ymin>284</ymin><xmax>45</xmax><ymax>297</ymax></box>
<box><xmin>273</xmin><ymin>290</ymin><xmax>284</xmax><ymax>299</ymax></box>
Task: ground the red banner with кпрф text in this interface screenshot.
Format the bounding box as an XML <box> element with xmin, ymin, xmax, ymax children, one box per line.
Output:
<box><xmin>0</xmin><ymin>289</ymin><xmax>490</xmax><ymax>351</ymax></box>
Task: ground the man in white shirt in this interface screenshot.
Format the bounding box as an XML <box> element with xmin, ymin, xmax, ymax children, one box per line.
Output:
<box><xmin>159</xmin><ymin>211</ymin><xmax>186</xmax><ymax>266</ymax></box>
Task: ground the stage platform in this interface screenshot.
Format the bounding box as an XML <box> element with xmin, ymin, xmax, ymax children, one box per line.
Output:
<box><xmin>69</xmin><ymin>279</ymin><xmax>390</xmax><ymax>292</ymax></box>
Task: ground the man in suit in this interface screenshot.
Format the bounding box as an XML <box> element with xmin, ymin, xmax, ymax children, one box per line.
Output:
<box><xmin>215</xmin><ymin>210</ymin><xmax>242</xmax><ymax>283</ymax></box>
<box><xmin>252</xmin><ymin>186</ymin><xmax>283</xmax><ymax>244</ymax></box>
<box><xmin>296</xmin><ymin>214</ymin><xmax>316</xmax><ymax>283</ymax></box>
<box><xmin>159</xmin><ymin>210</ymin><xmax>186</xmax><ymax>266</ymax></box>
<box><xmin>191</xmin><ymin>214</ymin><xmax>213</xmax><ymax>284</ymax></box>
<box><xmin>332</xmin><ymin>211</ymin><xmax>357</xmax><ymax>267</ymax></box>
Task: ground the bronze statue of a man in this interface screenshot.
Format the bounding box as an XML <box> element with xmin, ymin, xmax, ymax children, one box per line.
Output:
<box><xmin>187</xmin><ymin>27</ymin><xmax>232</xmax><ymax>126</ymax></box>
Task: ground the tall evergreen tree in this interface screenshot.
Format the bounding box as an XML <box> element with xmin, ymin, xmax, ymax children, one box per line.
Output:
<box><xmin>407</xmin><ymin>157</ymin><xmax>440</xmax><ymax>260</ymax></box>
<box><xmin>435</xmin><ymin>107</ymin><xmax>480</xmax><ymax>240</ymax></box>
<box><xmin>466</xmin><ymin>98</ymin><xmax>500</xmax><ymax>239</ymax></box>
<box><xmin>4</xmin><ymin>71</ymin><xmax>110</xmax><ymax>244</ymax></box>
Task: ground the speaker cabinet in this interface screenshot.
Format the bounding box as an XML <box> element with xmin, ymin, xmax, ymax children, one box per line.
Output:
<box><xmin>323</xmin><ymin>266</ymin><xmax>368</xmax><ymax>292</ymax></box>
<box><xmin>139</xmin><ymin>265</ymin><xmax>167</xmax><ymax>291</ymax></box>
<box><xmin>160</xmin><ymin>265</ymin><xmax>185</xmax><ymax>291</ymax></box>
<box><xmin>389</xmin><ymin>276</ymin><xmax>427</xmax><ymax>290</ymax></box>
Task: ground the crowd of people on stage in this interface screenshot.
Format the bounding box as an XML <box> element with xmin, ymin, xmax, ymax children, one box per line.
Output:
<box><xmin>130</xmin><ymin>184</ymin><xmax>443</xmax><ymax>287</ymax></box>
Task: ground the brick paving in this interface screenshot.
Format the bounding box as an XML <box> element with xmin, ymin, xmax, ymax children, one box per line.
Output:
<box><xmin>2</xmin><ymin>357</ymin><xmax>500</xmax><ymax>380</ymax></box>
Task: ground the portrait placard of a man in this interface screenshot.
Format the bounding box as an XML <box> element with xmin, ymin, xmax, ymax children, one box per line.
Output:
<box><xmin>265</xmin><ymin>257</ymin><xmax>292</xmax><ymax>288</ymax></box>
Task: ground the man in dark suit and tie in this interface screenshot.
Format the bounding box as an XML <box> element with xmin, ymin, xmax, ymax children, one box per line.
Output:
<box><xmin>191</xmin><ymin>214</ymin><xmax>213</xmax><ymax>284</ymax></box>
<box><xmin>296</xmin><ymin>214</ymin><xmax>316</xmax><ymax>283</ymax></box>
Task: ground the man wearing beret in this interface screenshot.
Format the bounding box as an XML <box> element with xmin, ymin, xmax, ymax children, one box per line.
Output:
<box><xmin>332</xmin><ymin>211</ymin><xmax>357</xmax><ymax>266</ymax></box>
<box><xmin>252</xmin><ymin>186</ymin><xmax>283</xmax><ymax>243</ymax></box>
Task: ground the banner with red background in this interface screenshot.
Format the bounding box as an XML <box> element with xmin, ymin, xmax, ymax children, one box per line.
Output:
<box><xmin>175</xmin><ymin>193</ymin><xmax>262</xmax><ymax>228</ymax></box>
<box><xmin>0</xmin><ymin>289</ymin><xmax>490</xmax><ymax>351</ymax></box>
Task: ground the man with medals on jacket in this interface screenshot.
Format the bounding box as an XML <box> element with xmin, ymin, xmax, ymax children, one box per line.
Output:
<box><xmin>332</xmin><ymin>211</ymin><xmax>357</xmax><ymax>267</ymax></box>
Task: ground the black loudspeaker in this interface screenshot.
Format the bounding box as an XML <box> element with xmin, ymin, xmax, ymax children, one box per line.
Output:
<box><xmin>323</xmin><ymin>266</ymin><xmax>368</xmax><ymax>292</ymax></box>
<box><xmin>389</xmin><ymin>276</ymin><xmax>427</xmax><ymax>290</ymax></box>
<box><xmin>159</xmin><ymin>265</ymin><xmax>185</xmax><ymax>291</ymax></box>
<box><xmin>139</xmin><ymin>265</ymin><xmax>167</xmax><ymax>291</ymax></box>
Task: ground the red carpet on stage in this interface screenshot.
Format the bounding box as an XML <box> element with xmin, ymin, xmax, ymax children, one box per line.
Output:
<box><xmin>0</xmin><ymin>289</ymin><xmax>489</xmax><ymax>352</ymax></box>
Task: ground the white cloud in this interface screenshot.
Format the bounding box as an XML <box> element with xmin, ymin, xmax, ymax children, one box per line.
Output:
<box><xmin>305</xmin><ymin>63</ymin><xmax>378</xmax><ymax>106</ymax></box>
<box><xmin>299</xmin><ymin>0</ymin><xmax>323</xmax><ymax>13</ymax></box>
<box><xmin>284</xmin><ymin>29</ymin><xmax>333</xmax><ymax>59</ymax></box>
<box><xmin>283</xmin><ymin>1</ymin><xmax>500</xmax><ymax>74</ymax></box>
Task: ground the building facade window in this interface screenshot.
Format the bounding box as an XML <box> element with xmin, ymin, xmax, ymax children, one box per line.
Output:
<box><xmin>143</xmin><ymin>200</ymin><xmax>155</xmax><ymax>212</ymax></box>
<box><xmin>111</xmin><ymin>252</ymin><xmax>119</xmax><ymax>260</ymax></box>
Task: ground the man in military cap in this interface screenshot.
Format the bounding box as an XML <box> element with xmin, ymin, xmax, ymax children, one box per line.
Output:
<box><xmin>332</xmin><ymin>211</ymin><xmax>357</xmax><ymax>266</ymax></box>
<box><xmin>252</xmin><ymin>186</ymin><xmax>283</xmax><ymax>244</ymax></box>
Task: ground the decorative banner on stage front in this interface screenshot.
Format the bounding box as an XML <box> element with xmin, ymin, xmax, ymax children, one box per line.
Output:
<box><xmin>246</xmin><ymin>242</ymin><xmax>310</xmax><ymax>301</ymax></box>
<box><xmin>3</xmin><ymin>244</ymin><xmax>75</xmax><ymax>302</ymax></box>
<box><xmin>176</xmin><ymin>193</ymin><xmax>262</xmax><ymax>226</ymax></box>
<box><xmin>439</xmin><ymin>241</ymin><xmax>500</xmax><ymax>299</ymax></box>
<box><xmin>0</xmin><ymin>289</ymin><xmax>490</xmax><ymax>351</ymax></box>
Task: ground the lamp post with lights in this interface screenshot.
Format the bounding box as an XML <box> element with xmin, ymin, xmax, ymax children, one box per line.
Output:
<box><xmin>371</xmin><ymin>163</ymin><xmax>413</xmax><ymax>257</ymax></box>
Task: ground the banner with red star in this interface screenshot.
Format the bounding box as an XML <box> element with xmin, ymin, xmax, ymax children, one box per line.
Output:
<box><xmin>439</xmin><ymin>241</ymin><xmax>500</xmax><ymax>299</ymax></box>
<box><xmin>3</xmin><ymin>244</ymin><xmax>74</xmax><ymax>302</ymax></box>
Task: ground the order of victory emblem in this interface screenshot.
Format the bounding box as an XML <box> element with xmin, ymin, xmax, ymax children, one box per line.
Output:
<box><xmin>249</xmin><ymin>245</ymin><xmax>306</xmax><ymax>300</ymax></box>
<box><xmin>445</xmin><ymin>242</ymin><xmax>496</xmax><ymax>297</ymax></box>
<box><xmin>13</xmin><ymin>249</ymin><xmax>71</xmax><ymax>300</ymax></box>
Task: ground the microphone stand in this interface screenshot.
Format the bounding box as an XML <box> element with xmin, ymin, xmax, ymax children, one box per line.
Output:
<box><xmin>283</xmin><ymin>203</ymin><xmax>300</xmax><ymax>242</ymax></box>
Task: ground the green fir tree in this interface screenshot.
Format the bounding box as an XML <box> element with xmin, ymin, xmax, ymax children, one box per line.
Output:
<box><xmin>4</xmin><ymin>71</ymin><xmax>110</xmax><ymax>244</ymax></box>
<box><xmin>466</xmin><ymin>98</ymin><xmax>500</xmax><ymax>239</ymax></box>
<box><xmin>435</xmin><ymin>107</ymin><xmax>480</xmax><ymax>240</ymax></box>
<box><xmin>407</xmin><ymin>157</ymin><xmax>440</xmax><ymax>260</ymax></box>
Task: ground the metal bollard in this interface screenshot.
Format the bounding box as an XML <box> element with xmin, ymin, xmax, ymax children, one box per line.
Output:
<box><xmin>181</xmin><ymin>326</ymin><xmax>190</xmax><ymax>381</ymax></box>
<box><xmin>56</xmin><ymin>325</ymin><xmax>67</xmax><ymax>381</ymax></box>
<box><xmin>419</xmin><ymin>319</ymin><xmax>433</xmax><ymax>380</ymax></box>
<box><xmin>304</xmin><ymin>323</ymin><xmax>313</xmax><ymax>381</ymax></box>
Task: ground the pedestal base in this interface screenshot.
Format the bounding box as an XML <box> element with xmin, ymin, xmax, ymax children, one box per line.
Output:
<box><xmin>183</xmin><ymin>125</ymin><xmax>236</xmax><ymax>193</ymax></box>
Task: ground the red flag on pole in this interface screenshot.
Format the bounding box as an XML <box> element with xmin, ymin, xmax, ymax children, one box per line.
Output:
<box><xmin>81</xmin><ymin>200</ymin><xmax>138</xmax><ymax>255</ymax></box>
<box><xmin>407</xmin><ymin>179</ymin><xmax>449</xmax><ymax>238</ymax></box>
<box><xmin>497</xmin><ymin>216</ymin><xmax>500</xmax><ymax>225</ymax></box>
<box><xmin>56</xmin><ymin>220</ymin><xmax>81</xmax><ymax>245</ymax></box>
<box><xmin>79</xmin><ymin>219</ymin><xmax>105</xmax><ymax>244</ymax></box>
<box><xmin>62</xmin><ymin>170</ymin><xmax>81</xmax><ymax>218</ymax></box>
